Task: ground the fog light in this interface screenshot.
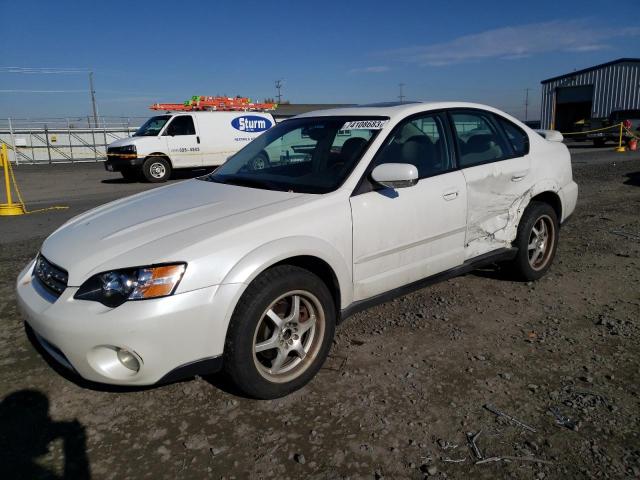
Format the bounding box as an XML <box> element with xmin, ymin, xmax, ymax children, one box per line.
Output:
<box><xmin>117</xmin><ymin>348</ymin><xmax>140</xmax><ymax>372</ymax></box>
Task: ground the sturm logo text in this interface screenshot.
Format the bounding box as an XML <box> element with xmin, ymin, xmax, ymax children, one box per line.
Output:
<box><xmin>231</xmin><ymin>116</ymin><xmax>273</xmax><ymax>133</ymax></box>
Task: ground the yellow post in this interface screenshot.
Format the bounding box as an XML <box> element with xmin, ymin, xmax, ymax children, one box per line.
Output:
<box><xmin>0</xmin><ymin>143</ymin><xmax>26</xmax><ymax>216</ymax></box>
<box><xmin>615</xmin><ymin>122</ymin><xmax>626</xmax><ymax>152</ymax></box>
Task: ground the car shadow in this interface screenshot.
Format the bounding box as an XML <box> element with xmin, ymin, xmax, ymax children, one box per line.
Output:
<box><xmin>0</xmin><ymin>389</ymin><xmax>91</xmax><ymax>479</ymax></box>
<box><xmin>469</xmin><ymin>263</ymin><xmax>519</xmax><ymax>282</ymax></box>
<box><xmin>624</xmin><ymin>171</ymin><xmax>640</xmax><ymax>186</ymax></box>
<box><xmin>201</xmin><ymin>374</ymin><xmax>256</xmax><ymax>399</ymax></box>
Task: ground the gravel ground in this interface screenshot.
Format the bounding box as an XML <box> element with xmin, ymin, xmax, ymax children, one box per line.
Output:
<box><xmin>0</xmin><ymin>150</ymin><xmax>639</xmax><ymax>479</ymax></box>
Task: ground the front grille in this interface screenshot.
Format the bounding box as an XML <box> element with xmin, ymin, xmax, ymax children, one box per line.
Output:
<box><xmin>33</xmin><ymin>254</ymin><xmax>68</xmax><ymax>297</ymax></box>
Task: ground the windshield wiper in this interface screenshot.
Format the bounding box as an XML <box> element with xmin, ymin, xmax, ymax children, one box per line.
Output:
<box><xmin>213</xmin><ymin>175</ymin><xmax>283</xmax><ymax>191</ymax></box>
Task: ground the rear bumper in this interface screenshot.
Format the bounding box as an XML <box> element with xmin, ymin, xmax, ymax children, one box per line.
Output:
<box><xmin>559</xmin><ymin>180</ymin><xmax>578</xmax><ymax>223</ymax></box>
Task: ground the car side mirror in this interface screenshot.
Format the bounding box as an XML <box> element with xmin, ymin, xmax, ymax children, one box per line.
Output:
<box><xmin>371</xmin><ymin>163</ymin><xmax>418</xmax><ymax>189</ymax></box>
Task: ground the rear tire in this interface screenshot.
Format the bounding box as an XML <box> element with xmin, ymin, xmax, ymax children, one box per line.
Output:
<box><xmin>507</xmin><ymin>201</ymin><xmax>559</xmax><ymax>281</ymax></box>
<box><xmin>224</xmin><ymin>265</ymin><xmax>336</xmax><ymax>399</ymax></box>
<box><xmin>142</xmin><ymin>157</ymin><xmax>171</xmax><ymax>183</ymax></box>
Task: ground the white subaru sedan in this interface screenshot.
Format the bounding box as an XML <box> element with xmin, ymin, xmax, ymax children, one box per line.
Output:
<box><xmin>16</xmin><ymin>102</ymin><xmax>578</xmax><ymax>399</ymax></box>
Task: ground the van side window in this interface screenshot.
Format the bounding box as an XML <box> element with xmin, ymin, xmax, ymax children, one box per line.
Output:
<box><xmin>375</xmin><ymin>113</ymin><xmax>451</xmax><ymax>179</ymax></box>
<box><xmin>450</xmin><ymin>111</ymin><xmax>510</xmax><ymax>168</ymax></box>
<box><xmin>165</xmin><ymin>116</ymin><xmax>196</xmax><ymax>136</ymax></box>
<box><xmin>497</xmin><ymin>116</ymin><xmax>530</xmax><ymax>156</ymax></box>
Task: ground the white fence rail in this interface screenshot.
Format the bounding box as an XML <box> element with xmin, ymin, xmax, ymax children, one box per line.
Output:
<box><xmin>0</xmin><ymin>117</ymin><xmax>146</xmax><ymax>164</ymax></box>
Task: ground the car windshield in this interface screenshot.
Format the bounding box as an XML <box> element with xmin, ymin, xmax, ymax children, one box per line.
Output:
<box><xmin>201</xmin><ymin>116</ymin><xmax>387</xmax><ymax>193</ymax></box>
<box><xmin>133</xmin><ymin>115</ymin><xmax>171</xmax><ymax>136</ymax></box>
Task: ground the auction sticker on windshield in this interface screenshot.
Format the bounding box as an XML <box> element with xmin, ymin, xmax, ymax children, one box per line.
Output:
<box><xmin>341</xmin><ymin>120</ymin><xmax>388</xmax><ymax>130</ymax></box>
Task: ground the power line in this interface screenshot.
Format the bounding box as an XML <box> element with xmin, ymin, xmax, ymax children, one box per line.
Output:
<box><xmin>0</xmin><ymin>66</ymin><xmax>89</xmax><ymax>74</ymax></box>
<box><xmin>0</xmin><ymin>66</ymin><xmax>99</xmax><ymax>127</ymax></box>
<box><xmin>0</xmin><ymin>89</ymin><xmax>87</xmax><ymax>93</ymax></box>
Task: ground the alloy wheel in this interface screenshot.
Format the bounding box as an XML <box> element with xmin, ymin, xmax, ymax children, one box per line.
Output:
<box><xmin>252</xmin><ymin>290</ymin><xmax>325</xmax><ymax>383</ymax></box>
<box><xmin>527</xmin><ymin>214</ymin><xmax>556</xmax><ymax>270</ymax></box>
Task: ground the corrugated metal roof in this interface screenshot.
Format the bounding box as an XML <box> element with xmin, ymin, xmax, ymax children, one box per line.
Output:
<box><xmin>272</xmin><ymin>104</ymin><xmax>354</xmax><ymax>117</ymax></box>
<box><xmin>541</xmin><ymin>58</ymin><xmax>640</xmax><ymax>84</ymax></box>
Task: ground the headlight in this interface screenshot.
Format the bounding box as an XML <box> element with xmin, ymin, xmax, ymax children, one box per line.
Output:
<box><xmin>74</xmin><ymin>263</ymin><xmax>186</xmax><ymax>308</ymax></box>
<box><xmin>121</xmin><ymin>145</ymin><xmax>137</xmax><ymax>153</ymax></box>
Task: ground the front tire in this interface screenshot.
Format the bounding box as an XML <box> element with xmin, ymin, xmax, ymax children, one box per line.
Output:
<box><xmin>224</xmin><ymin>265</ymin><xmax>336</xmax><ymax>399</ymax></box>
<box><xmin>507</xmin><ymin>201</ymin><xmax>559</xmax><ymax>281</ymax></box>
<box><xmin>250</xmin><ymin>152</ymin><xmax>269</xmax><ymax>171</ymax></box>
<box><xmin>142</xmin><ymin>157</ymin><xmax>171</xmax><ymax>183</ymax></box>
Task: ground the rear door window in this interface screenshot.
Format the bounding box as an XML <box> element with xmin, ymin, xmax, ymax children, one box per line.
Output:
<box><xmin>497</xmin><ymin>117</ymin><xmax>530</xmax><ymax>156</ymax></box>
<box><xmin>450</xmin><ymin>111</ymin><xmax>510</xmax><ymax>168</ymax></box>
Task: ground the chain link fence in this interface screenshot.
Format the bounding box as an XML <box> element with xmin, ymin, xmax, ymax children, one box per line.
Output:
<box><xmin>0</xmin><ymin>117</ymin><xmax>147</xmax><ymax>164</ymax></box>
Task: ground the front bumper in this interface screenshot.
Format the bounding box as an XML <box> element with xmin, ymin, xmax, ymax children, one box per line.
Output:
<box><xmin>104</xmin><ymin>155</ymin><xmax>144</xmax><ymax>172</ymax></box>
<box><xmin>16</xmin><ymin>260</ymin><xmax>244</xmax><ymax>385</ymax></box>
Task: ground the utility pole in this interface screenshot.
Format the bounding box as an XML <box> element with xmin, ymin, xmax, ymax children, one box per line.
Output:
<box><xmin>275</xmin><ymin>80</ymin><xmax>283</xmax><ymax>104</ymax></box>
<box><xmin>524</xmin><ymin>88</ymin><xmax>530</xmax><ymax>122</ymax></box>
<box><xmin>89</xmin><ymin>71</ymin><xmax>98</xmax><ymax>127</ymax></box>
<box><xmin>398</xmin><ymin>83</ymin><xmax>405</xmax><ymax>103</ymax></box>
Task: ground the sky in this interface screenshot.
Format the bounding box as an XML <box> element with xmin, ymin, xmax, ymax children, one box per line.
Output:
<box><xmin>0</xmin><ymin>0</ymin><xmax>638</xmax><ymax>121</ymax></box>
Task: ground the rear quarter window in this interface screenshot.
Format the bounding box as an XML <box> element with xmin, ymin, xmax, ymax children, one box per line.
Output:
<box><xmin>497</xmin><ymin>117</ymin><xmax>530</xmax><ymax>156</ymax></box>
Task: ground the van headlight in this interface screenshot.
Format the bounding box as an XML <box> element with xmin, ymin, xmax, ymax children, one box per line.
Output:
<box><xmin>74</xmin><ymin>263</ymin><xmax>186</xmax><ymax>308</ymax></box>
<box><xmin>120</xmin><ymin>145</ymin><xmax>137</xmax><ymax>153</ymax></box>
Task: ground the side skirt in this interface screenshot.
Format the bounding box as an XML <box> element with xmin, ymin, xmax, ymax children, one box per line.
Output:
<box><xmin>340</xmin><ymin>247</ymin><xmax>517</xmax><ymax>322</ymax></box>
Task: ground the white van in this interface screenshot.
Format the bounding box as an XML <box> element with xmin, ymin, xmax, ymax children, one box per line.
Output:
<box><xmin>105</xmin><ymin>111</ymin><xmax>275</xmax><ymax>182</ymax></box>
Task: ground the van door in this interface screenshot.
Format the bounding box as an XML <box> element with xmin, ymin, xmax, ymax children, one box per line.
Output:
<box><xmin>163</xmin><ymin>115</ymin><xmax>202</xmax><ymax>167</ymax></box>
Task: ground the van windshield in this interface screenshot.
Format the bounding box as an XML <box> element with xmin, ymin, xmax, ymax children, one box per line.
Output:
<box><xmin>133</xmin><ymin>115</ymin><xmax>171</xmax><ymax>136</ymax></box>
<box><xmin>201</xmin><ymin>116</ymin><xmax>387</xmax><ymax>194</ymax></box>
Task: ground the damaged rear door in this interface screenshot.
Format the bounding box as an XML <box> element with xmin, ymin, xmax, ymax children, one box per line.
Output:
<box><xmin>448</xmin><ymin>109</ymin><xmax>532</xmax><ymax>259</ymax></box>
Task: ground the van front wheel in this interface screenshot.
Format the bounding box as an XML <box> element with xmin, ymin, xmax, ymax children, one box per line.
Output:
<box><xmin>142</xmin><ymin>157</ymin><xmax>171</xmax><ymax>183</ymax></box>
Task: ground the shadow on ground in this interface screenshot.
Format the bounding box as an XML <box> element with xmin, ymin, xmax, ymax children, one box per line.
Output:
<box><xmin>0</xmin><ymin>389</ymin><xmax>91</xmax><ymax>479</ymax></box>
<box><xmin>624</xmin><ymin>171</ymin><xmax>640</xmax><ymax>186</ymax></box>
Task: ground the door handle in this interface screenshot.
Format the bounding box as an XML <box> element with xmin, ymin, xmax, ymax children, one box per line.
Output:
<box><xmin>196</xmin><ymin>136</ymin><xmax>200</xmax><ymax>144</ymax></box>
<box><xmin>442</xmin><ymin>190</ymin><xmax>459</xmax><ymax>201</ymax></box>
<box><xmin>511</xmin><ymin>171</ymin><xmax>529</xmax><ymax>182</ymax></box>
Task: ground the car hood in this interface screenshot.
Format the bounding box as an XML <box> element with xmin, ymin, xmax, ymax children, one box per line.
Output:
<box><xmin>41</xmin><ymin>180</ymin><xmax>306</xmax><ymax>285</ymax></box>
<box><xmin>108</xmin><ymin>136</ymin><xmax>156</xmax><ymax>148</ymax></box>
<box><xmin>108</xmin><ymin>137</ymin><xmax>136</xmax><ymax>147</ymax></box>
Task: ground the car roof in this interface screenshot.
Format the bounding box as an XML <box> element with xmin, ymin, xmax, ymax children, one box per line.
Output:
<box><xmin>294</xmin><ymin>101</ymin><xmax>511</xmax><ymax>122</ymax></box>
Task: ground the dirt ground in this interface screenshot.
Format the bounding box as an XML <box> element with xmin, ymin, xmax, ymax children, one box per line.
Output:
<box><xmin>0</xmin><ymin>149</ymin><xmax>639</xmax><ymax>479</ymax></box>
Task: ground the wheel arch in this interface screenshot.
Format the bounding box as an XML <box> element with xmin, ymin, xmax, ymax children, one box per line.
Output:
<box><xmin>145</xmin><ymin>152</ymin><xmax>173</xmax><ymax>168</ymax></box>
<box><xmin>221</xmin><ymin>236</ymin><xmax>352</xmax><ymax>313</ymax></box>
<box><xmin>529</xmin><ymin>190</ymin><xmax>562</xmax><ymax>221</ymax></box>
<box><xmin>271</xmin><ymin>255</ymin><xmax>342</xmax><ymax>321</ymax></box>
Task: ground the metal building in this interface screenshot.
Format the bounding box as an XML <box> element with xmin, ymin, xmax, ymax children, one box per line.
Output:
<box><xmin>540</xmin><ymin>58</ymin><xmax>640</xmax><ymax>130</ymax></box>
